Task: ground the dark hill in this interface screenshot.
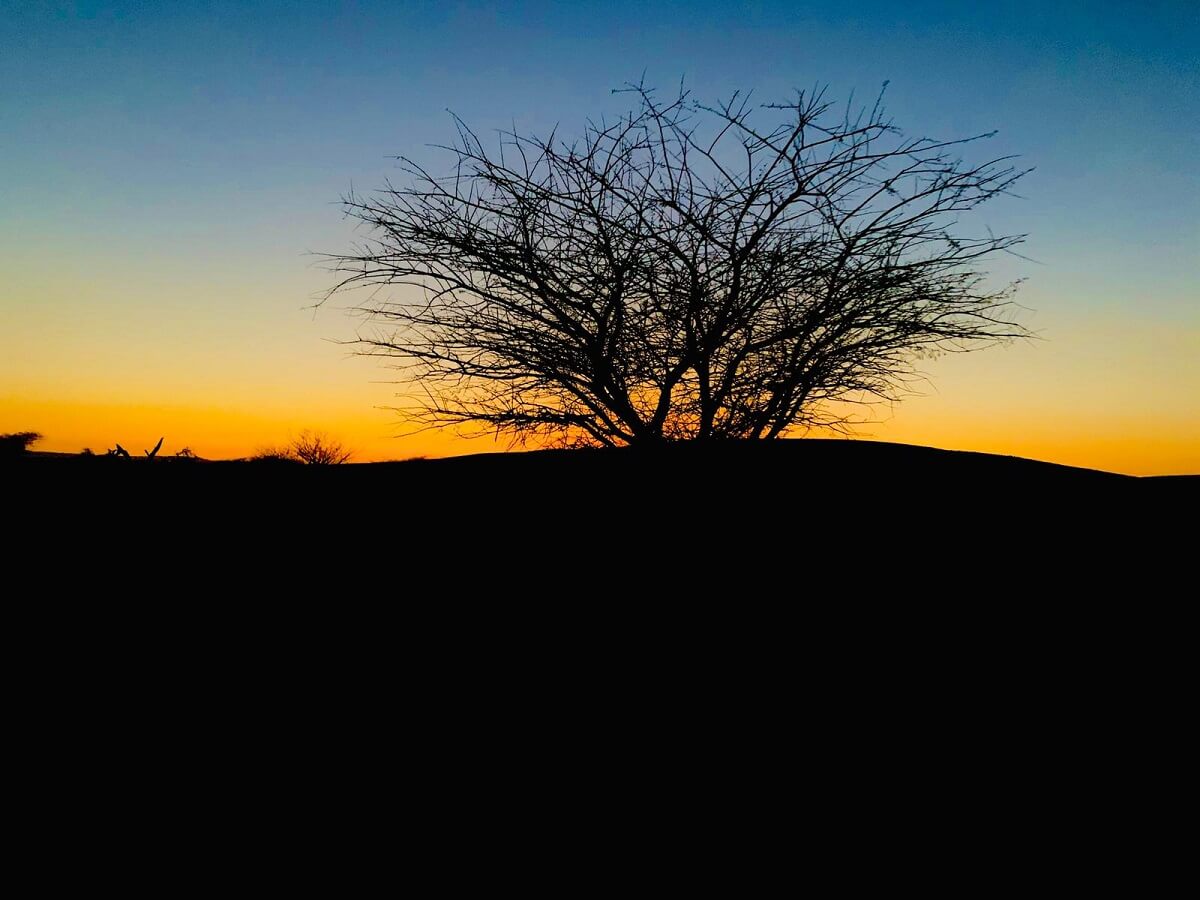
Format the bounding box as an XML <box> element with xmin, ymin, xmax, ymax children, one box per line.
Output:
<box><xmin>10</xmin><ymin>438</ymin><xmax>1193</xmax><ymax>509</ymax></box>
<box><xmin>5</xmin><ymin>438</ymin><xmax>1192</xmax><ymax>595</ymax></box>
<box><xmin>14</xmin><ymin>437</ymin><xmax>1192</xmax><ymax>479</ymax></box>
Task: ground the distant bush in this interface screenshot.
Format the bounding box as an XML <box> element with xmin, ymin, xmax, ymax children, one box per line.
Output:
<box><xmin>250</xmin><ymin>446</ymin><xmax>302</xmax><ymax>464</ymax></box>
<box><xmin>0</xmin><ymin>431</ymin><xmax>42</xmax><ymax>457</ymax></box>
<box><xmin>175</xmin><ymin>447</ymin><xmax>198</xmax><ymax>459</ymax></box>
<box><xmin>80</xmin><ymin>447</ymin><xmax>95</xmax><ymax>456</ymax></box>
<box><xmin>290</xmin><ymin>431</ymin><xmax>352</xmax><ymax>465</ymax></box>
<box><xmin>251</xmin><ymin>432</ymin><xmax>352</xmax><ymax>465</ymax></box>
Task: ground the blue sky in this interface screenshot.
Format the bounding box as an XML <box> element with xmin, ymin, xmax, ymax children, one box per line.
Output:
<box><xmin>1</xmin><ymin>1</ymin><xmax>1197</xmax><ymax>470</ymax></box>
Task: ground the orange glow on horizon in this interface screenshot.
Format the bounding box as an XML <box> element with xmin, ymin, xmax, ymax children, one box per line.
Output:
<box><xmin>3</xmin><ymin>277</ymin><xmax>1196</xmax><ymax>476</ymax></box>
<box><xmin>4</xmin><ymin>391</ymin><xmax>1197</xmax><ymax>476</ymax></box>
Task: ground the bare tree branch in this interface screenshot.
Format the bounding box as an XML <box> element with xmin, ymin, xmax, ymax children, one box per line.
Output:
<box><xmin>326</xmin><ymin>81</ymin><xmax>1031</xmax><ymax>446</ymax></box>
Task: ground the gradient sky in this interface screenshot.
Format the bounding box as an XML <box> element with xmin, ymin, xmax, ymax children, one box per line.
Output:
<box><xmin>2</xmin><ymin>0</ymin><xmax>1196</xmax><ymax>473</ymax></box>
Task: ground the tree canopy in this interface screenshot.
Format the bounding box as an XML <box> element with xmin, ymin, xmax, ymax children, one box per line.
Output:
<box><xmin>329</xmin><ymin>81</ymin><xmax>1029</xmax><ymax>445</ymax></box>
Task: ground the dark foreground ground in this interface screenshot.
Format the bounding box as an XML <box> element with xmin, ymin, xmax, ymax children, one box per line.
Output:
<box><xmin>8</xmin><ymin>439</ymin><xmax>1193</xmax><ymax>537</ymax></box>
<box><xmin>5</xmin><ymin>440</ymin><xmax>1193</xmax><ymax>700</ymax></box>
<box><xmin>8</xmin><ymin>439</ymin><xmax>1190</xmax><ymax>839</ymax></box>
<box><xmin>12</xmin><ymin>436</ymin><xmax>1194</xmax><ymax>485</ymax></box>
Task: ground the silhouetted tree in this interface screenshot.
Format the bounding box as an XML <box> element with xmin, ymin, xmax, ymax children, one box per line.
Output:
<box><xmin>330</xmin><ymin>81</ymin><xmax>1030</xmax><ymax>445</ymax></box>
<box><xmin>0</xmin><ymin>431</ymin><xmax>42</xmax><ymax>457</ymax></box>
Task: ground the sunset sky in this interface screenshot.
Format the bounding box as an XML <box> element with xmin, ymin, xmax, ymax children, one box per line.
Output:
<box><xmin>2</xmin><ymin>1</ymin><xmax>1196</xmax><ymax>474</ymax></box>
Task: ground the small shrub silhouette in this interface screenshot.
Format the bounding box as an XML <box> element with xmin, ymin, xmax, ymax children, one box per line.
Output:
<box><xmin>250</xmin><ymin>446</ymin><xmax>302</xmax><ymax>464</ymax></box>
<box><xmin>290</xmin><ymin>431</ymin><xmax>352</xmax><ymax>465</ymax></box>
<box><xmin>252</xmin><ymin>432</ymin><xmax>352</xmax><ymax>465</ymax></box>
<box><xmin>0</xmin><ymin>431</ymin><xmax>42</xmax><ymax>457</ymax></box>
